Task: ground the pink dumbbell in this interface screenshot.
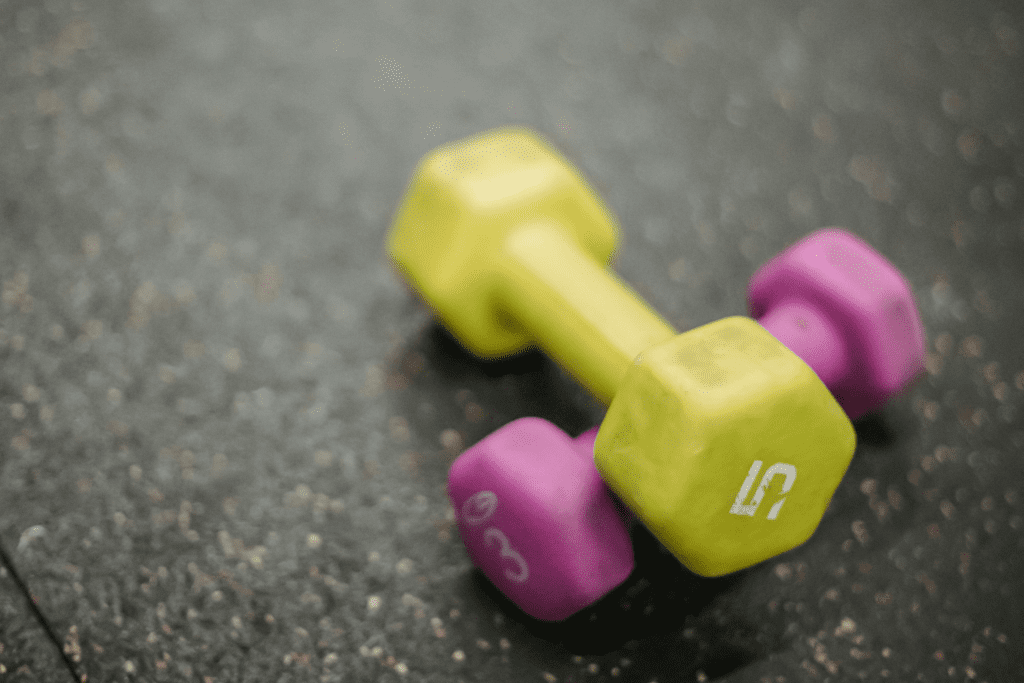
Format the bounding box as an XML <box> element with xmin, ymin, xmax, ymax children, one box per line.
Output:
<box><xmin>448</xmin><ymin>228</ymin><xmax>925</xmax><ymax>621</ymax></box>
<box><xmin>748</xmin><ymin>228</ymin><xmax>924</xmax><ymax>421</ymax></box>
<box><xmin>448</xmin><ymin>420</ymin><xmax>633</xmax><ymax>622</ymax></box>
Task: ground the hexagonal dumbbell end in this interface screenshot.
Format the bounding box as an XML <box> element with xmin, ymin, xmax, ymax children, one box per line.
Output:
<box><xmin>388</xmin><ymin>127</ymin><xmax>620</xmax><ymax>360</ymax></box>
<box><xmin>595</xmin><ymin>316</ymin><xmax>857</xmax><ymax>578</ymax></box>
<box><xmin>448</xmin><ymin>418</ymin><xmax>634</xmax><ymax>621</ymax></box>
<box><xmin>748</xmin><ymin>228</ymin><xmax>926</xmax><ymax>420</ymax></box>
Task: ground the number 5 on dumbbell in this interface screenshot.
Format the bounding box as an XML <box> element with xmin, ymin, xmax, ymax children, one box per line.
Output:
<box><xmin>729</xmin><ymin>460</ymin><xmax>798</xmax><ymax>520</ymax></box>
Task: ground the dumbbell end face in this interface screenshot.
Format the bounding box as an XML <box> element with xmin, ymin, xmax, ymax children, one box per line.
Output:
<box><xmin>448</xmin><ymin>417</ymin><xmax>634</xmax><ymax>621</ymax></box>
<box><xmin>748</xmin><ymin>228</ymin><xmax>926</xmax><ymax>419</ymax></box>
<box><xmin>595</xmin><ymin>317</ymin><xmax>856</xmax><ymax>577</ymax></box>
<box><xmin>388</xmin><ymin>127</ymin><xmax>620</xmax><ymax>360</ymax></box>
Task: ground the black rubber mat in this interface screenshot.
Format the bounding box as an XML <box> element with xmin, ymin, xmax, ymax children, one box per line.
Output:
<box><xmin>0</xmin><ymin>0</ymin><xmax>1021</xmax><ymax>681</ymax></box>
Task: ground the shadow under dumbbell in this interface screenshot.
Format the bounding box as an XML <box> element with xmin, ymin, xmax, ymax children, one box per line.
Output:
<box><xmin>467</xmin><ymin>523</ymin><xmax>748</xmax><ymax>656</ymax></box>
<box><xmin>418</xmin><ymin>323</ymin><xmax>604</xmax><ymax>429</ymax></box>
<box><xmin>851</xmin><ymin>412</ymin><xmax>896</xmax><ymax>449</ymax></box>
<box><xmin>423</xmin><ymin>324</ymin><xmax>551</xmax><ymax>380</ymax></box>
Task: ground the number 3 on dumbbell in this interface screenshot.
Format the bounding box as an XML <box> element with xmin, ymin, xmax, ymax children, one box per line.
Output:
<box><xmin>460</xmin><ymin>491</ymin><xmax>530</xmax><ymax>584</ymax></box>
<box><xmin>483</xmin><ymin>527</ymin><xmax>530</xmax><ymax>584</ymax></box>
<box><xmin>729</xmin><ymin>460</ymin><xmax>797</xmax><ymax>519</ymax></box>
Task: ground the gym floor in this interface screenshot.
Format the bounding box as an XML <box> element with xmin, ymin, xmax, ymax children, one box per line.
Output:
<box><xmin>0</xmin><ymin>0</ymin><xmax>1021</xmax><ymax>681</ymax></box>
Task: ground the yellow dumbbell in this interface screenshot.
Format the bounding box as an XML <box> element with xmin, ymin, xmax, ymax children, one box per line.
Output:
<box><xmin>389</xmin><ymin>127</ymin><xmax>675</xmax><ymax>404</ymax></box>
<box><xmin>388</xmin><ymin>128</ymin><xmax>923</xmax><ymax>576</ymax></box>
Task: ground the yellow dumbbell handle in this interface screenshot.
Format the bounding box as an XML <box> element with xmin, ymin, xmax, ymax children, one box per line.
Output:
<box><xmin>496</xmin><ymin>221</ymin><xmax>677</xmax><ymax>405</ymax></box>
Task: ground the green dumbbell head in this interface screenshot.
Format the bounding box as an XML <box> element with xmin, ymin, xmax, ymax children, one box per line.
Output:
<box><xmin>388</xmin><ymin>127</ymin><xmax>620</xmax><ymax>359</ymax></box>
<box><xmin>595</xmin><ymin>316</ymin><xmax>857</xmax><ymax>577</ymax></box>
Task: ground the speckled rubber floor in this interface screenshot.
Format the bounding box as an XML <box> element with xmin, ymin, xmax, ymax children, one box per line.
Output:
<box><xmin>0</xmin><ymin>0</ymin><xmax>1021</xmax><ymax>681</ymax></box>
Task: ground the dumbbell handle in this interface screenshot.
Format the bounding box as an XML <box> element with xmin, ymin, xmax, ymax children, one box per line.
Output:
<box><xmin>572</xmin><ymin>426</ymin><xmax>599</xmax><ymax>457</ymax></box>
<box><xmin>498</xmin><ymin>222</ymin><xmax>675</xmax><ymax>404</ymax></box>
<box><xmin>573</xmin><ymin>426</ymin><xmax>636</xmax><ymax>526</ymax></box>
<box><xmin>756</xmin><ymin>299</ymin><xmax>847</xmax><ymax>391</ymax></box>
<box><xmin>498</xmin><ymin>222</ymin><xmax>849</xmax><ymax>405</ymax></box>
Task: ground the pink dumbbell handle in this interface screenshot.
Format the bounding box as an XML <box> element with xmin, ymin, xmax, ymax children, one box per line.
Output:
<box><xmin>572</xmin><ymin>426</ymin><xmax>636</xmax><ymax>526</ymax></box>
<box><xmin>572</xmin><ymin>426</ymin><xmax>599</xmax><ymax>458</ymax></box>
<box><xmin>756</xmin><ymin>299</ymin><xmax>848</xmax><ymax>391</ymax></box>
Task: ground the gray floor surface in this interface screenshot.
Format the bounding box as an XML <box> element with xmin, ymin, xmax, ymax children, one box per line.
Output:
<box><xmin>0</xmin><ymin>0</ymin><xmax>1022</xmax><ymax>681</ymax></box>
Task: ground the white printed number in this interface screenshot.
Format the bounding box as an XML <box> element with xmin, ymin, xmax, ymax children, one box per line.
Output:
<box><xmin>729</xmin><ymin>460</ymin><xmax>797</xmax><ymax>520</ymax></box>
<box><xmin>461</xmin><ymin>491</ymin><xmax>498</xmax><ymax>526</ymax></box>
<box><xmin>460</xmin><ymin>491</ymin><xmax>530</xmax><ymax>584</ymax></box>
<box><xmin>483</xmin><ymin>527</ymin><xmax>530</xmax><ymax>584</ymax></box>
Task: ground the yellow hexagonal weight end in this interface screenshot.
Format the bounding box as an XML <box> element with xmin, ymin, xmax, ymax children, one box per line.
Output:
<box><xmin>594</xmin><ymin>316</ymin><xmax>856</xmax><ymax>577</ymax></box>
<box><xmin>387</xmin><ymin>127</ymin><xmax>620</xmax><ymax>359</ymax></box>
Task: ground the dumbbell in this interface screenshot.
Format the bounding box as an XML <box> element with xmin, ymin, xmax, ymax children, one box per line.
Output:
<box><xmin>446</xmin><ymin>420</ymin><xmax>635</xmax><ymax>622</ymax></box>
<box><xmin>388</xmin><ymin>128</ymin><xmax>925</xmax><ymax>614</ymax></box>
<box><xmin>444</xmin><ymin>231</ymin><xmax>926</xmax><ymax>623</ymax></box>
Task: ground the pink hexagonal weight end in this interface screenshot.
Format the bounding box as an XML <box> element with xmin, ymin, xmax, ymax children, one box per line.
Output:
<box><xmin>748</xmin><ymin>228</ymin><xmax>926</xmax><ymax>419</ymax></box>
<box><xmin>448</xmin><ymin>418</ymin><xmax>634</xmax><ymax>621</ymax></box>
